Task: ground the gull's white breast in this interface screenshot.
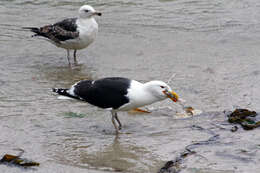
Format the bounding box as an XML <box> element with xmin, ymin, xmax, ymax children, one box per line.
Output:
<box><xmin>118</xmin><ymin>80</ymin><xmax>160</xmax><ymax>111</ymax></box>
<box><xmin>59</xmin><ymin>18</ymin><xmax>98</xmax><ymax>50</ymax></box>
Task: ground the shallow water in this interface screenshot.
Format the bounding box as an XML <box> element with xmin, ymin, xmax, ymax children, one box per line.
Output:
<box><xmin>1</xmin><ymin>0</ymin><xmax>260</xmax><ymax>173</ymax></box>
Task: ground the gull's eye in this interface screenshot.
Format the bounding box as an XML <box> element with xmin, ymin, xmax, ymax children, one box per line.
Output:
<box><xmin>160</xmin><ymin>86</ymin><xmax>165</xmax><ymax>89</ymax></box>
<box><xmin>84</xmin><ymin>9</ymin><xmax>89</xmax><ymax>13</ymax></box>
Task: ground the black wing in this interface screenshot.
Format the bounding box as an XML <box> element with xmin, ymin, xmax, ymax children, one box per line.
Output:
<box><xmin>24</xmin><ymin>18</ymin><xmax>79</xmax><ymax>43</ymax></box>
<box><xmin>73</xmin><ymin>77</ymin><xmax>131</xmax><ymax>109</ymax></box>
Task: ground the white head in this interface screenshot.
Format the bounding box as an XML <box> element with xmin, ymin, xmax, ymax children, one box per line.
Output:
<box><xmin>144</xmin><ymin>80</ymin><xmax>179</xmax><ymax>102</ymax></box>
<box><xmin>78</xmin><ymin>5</ymin><xmax>102</xmax><ymax>19</ymax></box>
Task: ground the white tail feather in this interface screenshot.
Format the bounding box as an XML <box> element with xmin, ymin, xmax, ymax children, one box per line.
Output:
<box><xmin>57</xmin><ymin>96</ymin><xmax>74</xmax><ymax>100</ymax></box>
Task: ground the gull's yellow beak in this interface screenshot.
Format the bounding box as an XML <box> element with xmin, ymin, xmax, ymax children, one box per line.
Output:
<box><xmin>163</xmin><ymin>90</ymin><xmax>179</xmax><ymax>102</ymax></box>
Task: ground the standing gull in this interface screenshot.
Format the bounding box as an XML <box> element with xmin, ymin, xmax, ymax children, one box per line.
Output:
<box><xmin>23</xmin><ymin>5</ymin><xmax>101</xmax><ymax>65</ymax></box>
<box><xmin>52</xmin><ymin>77</ymin><xmax>179</xmax><ymax>134</ymax></box>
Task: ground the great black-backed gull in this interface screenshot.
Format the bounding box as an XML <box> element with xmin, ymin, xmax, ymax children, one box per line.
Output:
<box><xmin>52</xmin><ymin>77</ymin><xmax>179</xmax><ymax>134</ymax></box>
<box><xmin>23</xmin><ymin>5</ymin><xmax>101</xmax><ymax>65</ymax></box>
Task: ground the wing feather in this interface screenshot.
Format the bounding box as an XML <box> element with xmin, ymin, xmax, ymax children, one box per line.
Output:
<box><xmin>73</xmin><ymin>78</ymin><xmax>130</xmax><ymax>109</ymax></box>
<box><xmin>25</xmin><ymin>18</ymin><xmax>79</xmax><ymax>43</ymax></box>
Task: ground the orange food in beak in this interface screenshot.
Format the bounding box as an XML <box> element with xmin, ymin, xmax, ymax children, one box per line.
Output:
<box><xmin>163</xmin><ymin>90</ymin><xmax>179</xmax><ymax>102</ymax></box>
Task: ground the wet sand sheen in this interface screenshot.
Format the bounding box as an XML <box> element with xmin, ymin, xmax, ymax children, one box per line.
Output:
<box><xmin>1</xmin><ymin>0</ymin><xmax>260</xmax><ymax>172</ymax></box>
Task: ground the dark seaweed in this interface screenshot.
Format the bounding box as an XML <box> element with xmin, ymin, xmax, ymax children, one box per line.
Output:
<box><xmin>227</xmin><ymin>109</ymin><xmax>260</xmax><ymax>130</ymax></box>
<box><xmin>0</xmin><ymin>151</ymin><xmax>39</xmax><ymax>167</ymax></box>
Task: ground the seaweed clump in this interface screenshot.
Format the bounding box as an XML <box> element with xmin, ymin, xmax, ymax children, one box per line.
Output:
<box><xmin>0</xmin><ymin>151</ymin><xmax>39</xmax><ymax>167</ymax></box>
<box><xmin>227</xmin><ymin>109</ymin><xmax>260</xmax><ymax>130</ymax></box>
<box><xmin>158</xmin><ymin>150</ymin><xmax>196</xmax><ymax>173</ymax></box>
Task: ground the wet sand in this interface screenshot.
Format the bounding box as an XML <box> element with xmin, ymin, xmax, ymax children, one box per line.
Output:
<box><xmin>1</xmin><ymin>0</ymin><xmax>260</xmax><ymax>172</ymax></box>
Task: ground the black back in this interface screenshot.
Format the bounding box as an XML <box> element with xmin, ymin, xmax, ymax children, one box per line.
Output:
<box><xmin>73</xmin><ymin>77</ymin><xmax>131</xmax><ymax>109</ymax></box>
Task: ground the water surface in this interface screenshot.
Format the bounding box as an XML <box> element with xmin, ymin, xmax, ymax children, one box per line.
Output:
<box><xmin>1</xmin><ymin>0</ymin><xmax>260</xmax><ymax>172</ymax></box>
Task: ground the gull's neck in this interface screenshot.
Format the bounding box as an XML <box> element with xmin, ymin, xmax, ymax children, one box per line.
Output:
<box><xmin>121</xmin><ymin>80</ymin><xmax>163</xmax><ymax>110</ymax></box>
<box><xmin>76</xmin><ymin>17</ymin><xmax>98</xmax><ymax>33</ymax></box>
